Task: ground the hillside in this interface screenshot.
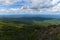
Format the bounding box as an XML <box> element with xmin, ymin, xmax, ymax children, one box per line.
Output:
<box><xmin>0</xmin><ymin>20</ymin><xmax>60</xmax><ymax>40</ymax></box>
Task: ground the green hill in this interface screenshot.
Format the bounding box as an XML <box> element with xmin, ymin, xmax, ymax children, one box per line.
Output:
<box><xmin>0</xmin><ymin>20</ymin><xmax>60</xmax><ymax>40</ymax></box>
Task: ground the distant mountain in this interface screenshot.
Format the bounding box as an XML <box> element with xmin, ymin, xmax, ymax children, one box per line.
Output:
<box><xmin>0</xmin><ymin>14</ymin><xmax>60</xmax><ymax>24</ymax></box>
<box><xmin>0</xmin><ymin>14</ymin><xmax>60</xmax><ymax>21</ymax></box>
<box><xmin>0</xmin><ymin>14</ymin><xmax>56</xmax><ymax>17</ymax></box>
<box><xmin>0</xmin><ymin>14</ymin><xmax>60</xmax><ymax>18</ymax></box>
<box><xmin>0</xmin><ymin>16</ymin><xmax>54</xmax><ymax>24</ymax></box>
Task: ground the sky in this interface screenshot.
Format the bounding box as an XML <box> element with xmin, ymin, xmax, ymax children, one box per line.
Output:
<box><xmin>0</xmin><ymin>0</ymin><xmax>60</xmax><ymax>14</ymax></box>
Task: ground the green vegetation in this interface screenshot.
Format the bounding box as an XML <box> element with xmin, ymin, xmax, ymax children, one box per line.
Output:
<box><xmin>0</xmin><ymin>20</ymin><xmax>60</xmax><ymax>40</ymax></box>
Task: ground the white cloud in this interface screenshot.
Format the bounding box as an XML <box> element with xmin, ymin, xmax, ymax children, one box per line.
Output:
<box><xmin>0</xmin><ymin>0</ymin><xmax>21</xmax><ymax>5</ymax></box>
<box><xmin>0</xmin><ymin>0</ymin><xmax>60</xmax><ymax>14</ymax></box>
<box><xmin>0</xmin><ymin>8</ymin><xmax>42</xmax><ymax>14</ymax></box>
<box><xmin>21</xmin><ymin>0</ymin><xmax>60</xmax><ymax>13</ymax></box>
<box><xmin>47</xmin><ymin>3</ymin><xmax>60</xmax><ymax>13</ymax></box>
<box><xmin>31</xmin><ymin>0</ymin><xmax>60</xmax><ymax>13</ymax></box>
<box><xmin>51</xmin><ymin>0</ymin><xmax>60</xmax><ymax>5</ymax></box>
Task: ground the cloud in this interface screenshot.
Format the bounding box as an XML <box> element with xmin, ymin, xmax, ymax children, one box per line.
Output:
<box><xmin>0</xmin><ymin>0</ymin><xmax>21</xmax><ymax>5</ymax></box>
<box><xmin>0</xmin><ymin>0</ymin><xmax>60</xmax><ymax>14</ymax></box>
<box><xmin>46</xmin><ymin>2</ymin><xmax>60</xmax><ymax>13</ymax></box>
<box><xmin>0</xmin><ymin>8</ymin><xmax>43</xmax><ymax>14</ymax></box>
<box><xmin>26</xmin><ymin>0</ymin><xmax>60</xmax><ymax>13</ymax></box>
<box><xmin>21</xmin><ymin>0</ymin><xmax>60</xmax><ymax>13</ymax></box>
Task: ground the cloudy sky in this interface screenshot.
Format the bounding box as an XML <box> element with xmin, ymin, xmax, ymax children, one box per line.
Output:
<box><xmin>0</xmin><ymin>0</ymin><xmax>60</xmax><ymax>14</ymax></box>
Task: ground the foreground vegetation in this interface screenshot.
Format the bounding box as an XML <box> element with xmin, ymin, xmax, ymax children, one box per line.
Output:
<box><xmin>0</xmin><ymin>20</ymin><xmax>60</xmax><ymax>40</ymax></box>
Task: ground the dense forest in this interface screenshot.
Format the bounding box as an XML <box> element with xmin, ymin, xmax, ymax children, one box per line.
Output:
<box><xmin>0</xmin><ymin>20</ymin><xmax>60</xmax><ymax>40</ymax></box>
